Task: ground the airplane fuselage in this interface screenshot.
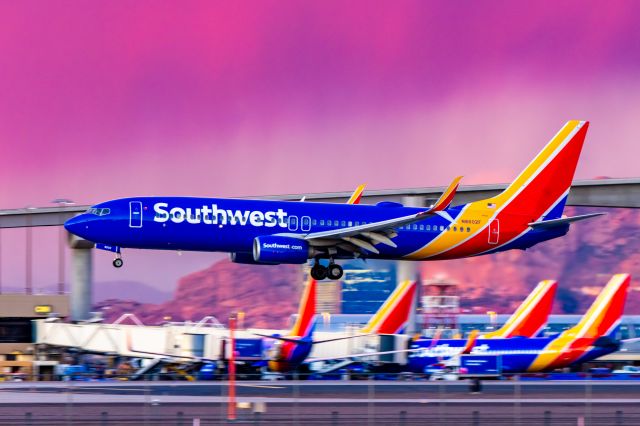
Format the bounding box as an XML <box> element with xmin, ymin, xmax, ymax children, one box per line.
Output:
<box><xmin>65</xmin><ymin>196</ymin><xmax>569</xmax><ymax>262</ymax></box>
<box><xmin>408</xmin><ymin>336</ymin><xmax>618</xmax><ymax>374</ymax></box>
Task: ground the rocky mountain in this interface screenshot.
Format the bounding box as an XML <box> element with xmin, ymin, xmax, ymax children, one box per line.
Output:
<box><xmin>94</xmin><ymin>207</ymin><xmax>640</xmax><ymax>325</ymax></box>
<box><xmin>95</xmin><ymin>261</ymin><xmax>302</xmax><ymax>328</ymax></box>
<box><xmin>94</xmin><ymin>280</ymin><xmax>172</xmax><ymax>304</ymax></box>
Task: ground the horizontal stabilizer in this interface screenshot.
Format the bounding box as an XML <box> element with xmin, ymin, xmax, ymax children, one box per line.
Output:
<box><xmin>528</xmin><ymin>213</ymin><xmax>605</xmax><ymax>229</ymax></box>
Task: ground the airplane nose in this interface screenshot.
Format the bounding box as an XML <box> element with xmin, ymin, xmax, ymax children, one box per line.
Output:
<box><xmin>64</xmin><ymin>214</ymin><xmax>89</xmax><ymax>238</ymax></box>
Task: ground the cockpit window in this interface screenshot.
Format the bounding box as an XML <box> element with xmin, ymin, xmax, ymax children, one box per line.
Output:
<box><xmin>85</xmin><ymin>207</ymin><xmax>110</xmax><ymax>216</ymax></box>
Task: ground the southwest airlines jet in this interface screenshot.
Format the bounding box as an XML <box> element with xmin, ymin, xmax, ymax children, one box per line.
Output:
<box><xmin>65</xmin><ymin>120</ymin><xmax>601</xmax><ymax>280</ymax></box>
<box><xmin>408</xmin><ymin>274</ymin><xmax>630</xmax><ymax>373</ymax></box>
<box><xmin>256</xmin><ymin>278</ymin><xmax>417</xmax><ymax>372</ymax></box>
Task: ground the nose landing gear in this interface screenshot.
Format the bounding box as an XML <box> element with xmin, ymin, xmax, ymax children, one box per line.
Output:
<box><xmin>96</xmin><ymin>243</ymin><xmax>124</xmax><ymax>268</ymax></box>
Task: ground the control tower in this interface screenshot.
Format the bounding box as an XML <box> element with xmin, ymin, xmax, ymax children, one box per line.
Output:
<box><xmin>421</xmin><ymin>276</ymin><xmax>460</xmax><ymax>338</ymax></box>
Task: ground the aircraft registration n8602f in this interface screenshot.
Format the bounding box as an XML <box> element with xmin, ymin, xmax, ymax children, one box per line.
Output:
<box><xmin>65</xmin><ymin>120</ymin><xmax>602</xmax><ymax>280</ymax></box>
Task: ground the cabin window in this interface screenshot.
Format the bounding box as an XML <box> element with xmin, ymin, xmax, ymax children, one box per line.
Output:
<box><xmin>312</xmin><ymin>219</ymin><xmax>317</xmax><ymax>225</ymax></box>
<box><xmin>453</xmin><ymin>227</ymin><xmax>457</xmax><ymax>232</ymax></box>
<box><xmin>341</xmin><ymin>221</ymin><xmax>346</xmax><ymax>226</ymax></box>
<box><xmin>467</xmin><ymin>227</ymin><xmax>471</xmax><ymax>232</ymax></box>
<box><xmin>419</xmin><ymin>225</ymin><xmax>424</xmax><ymax>230</ymax></box>
<box><xmin>355</xmin><ymin>221</ymin><xmax>360</xmax><ymax>226</ymax></box>
<box><xmin>319</xmin><ymin>220</ymin><xmax>325</xmax><ymax>226</ymax></box>
<box><xmin>334</xmin><ymin>220</ymin><xmax>340</xmax><ymax>226</ymax></box>
<box><xmin>426</xmin><ymin>225</ymin><xmax>431</xmax><ymax>231</ymax></box>
<box><xmin>348</xmin><ymin>221</ymin><xmax>352</xmax><ymax>226</ymax></box>
<box><xmin>412</xmin><ymin>224</ymin><xmax>418</xmax><ymax>230</ymax></box>
<box><xmin>301</xmin><ymin>216</ymin><xmax>311</xmax><ymax>232</ymax></box>
<box><xmin>439</xmin><ymin>225</ymin><xmax>444</xmax><ymax>231</ymax></box>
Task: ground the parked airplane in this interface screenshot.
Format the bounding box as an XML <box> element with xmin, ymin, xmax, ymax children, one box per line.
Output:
<box><xmin>482</xmin><ymin>279</ymin><xmax>557</xmax><ymax>338</ymax></box>
<box><xmin>408</xmin><ymin>274</ymin><xmax>630</xmax><ymax>373</ymax></box>
<box><xmin>256</xmin><ymin>278</ymin><xmax>417</xmax><ymax>372</ymax></box>
<box><xmin>65</xmin><ymin>120</ymin><xmax>602</xmax><ymax>280</ymax></box>
<box><xmin>126</xmin><ymin>277</ymin><xmax>416</xmax><ymax>373</ymax></box>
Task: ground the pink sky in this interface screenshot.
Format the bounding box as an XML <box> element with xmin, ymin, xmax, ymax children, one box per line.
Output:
<box><xmin>1</xmin><ymin>1</ymin><xmax>640</xmax><ymax>293</ymax></box>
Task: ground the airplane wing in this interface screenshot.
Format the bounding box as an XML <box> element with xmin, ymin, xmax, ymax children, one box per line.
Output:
<box><xmin>307</xmin><ymin>348</ymin><xmax>418</xmax><ymax>364</ymax></box>
<box><xmin>253</xmin><ymin>332</ymin><xmax>372</xmax><ymax>344</ymax></box>
<box><xmin>304</xmin><ymin>176</ymin><xmax>463</xmax><ymax>254</ymax></box>
<box><xmin>528</xmin><ymin>213</ymin><xmax>605</xmax><ymax>229</ymax></box>
<box><xmin>253</xmin><ymin>333</ymin><xmax>306</xmax><ymax>344</ymax></box>
<box><xmin>126</xmin><ymin>332</ymin><xmax>217</xmax><ymax>362</ymax></box>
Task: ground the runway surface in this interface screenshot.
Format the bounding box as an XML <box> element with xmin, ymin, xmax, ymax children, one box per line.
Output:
<box><xmin>0</xmin><ymin>380</ymin><xmax>639</xmax><ymax>425</ymax></box>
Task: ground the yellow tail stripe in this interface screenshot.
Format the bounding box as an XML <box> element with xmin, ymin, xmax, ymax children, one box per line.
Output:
<box><xmin>361</xmin><ymin>280</ymin><xmax>412</xmax><ymax>334</ymax></box>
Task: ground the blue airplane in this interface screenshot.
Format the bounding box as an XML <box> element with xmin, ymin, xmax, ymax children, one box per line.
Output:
<box><xmin>408</xmin><ymin>274</ymin><xmax>630</xmax><ymax>374</ymax></box>
<box><xmin>64</xmin><ymin>121</ymin><xmax>601</xmax><ymax>280</ymax></box>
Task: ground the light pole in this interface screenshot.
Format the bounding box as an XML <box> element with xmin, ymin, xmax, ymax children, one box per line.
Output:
<box><xmin>52</xmin><ymin>199</ymin><xmax>74</xmax><ymax>294</ymax></box>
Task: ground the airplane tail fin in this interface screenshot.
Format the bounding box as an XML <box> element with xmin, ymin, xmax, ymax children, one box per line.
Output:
<box><xmin>347</xmin><ymin>184</ymin><xmax>366</xmax><ymax>205</ymax></box>
<box><xmin>483</xmin><ymin>280</ymin><xmax>557</xmax><ymax>338</ymax></box>
<box><xmin>568</xmin><ymin>274</ymin><xmax>630</xmax><ymax>339</ymax></box>
<box><xmin>290</xmin><ymin>277</ymin><xmax>317</xmax><ymax>339</ymax></box>
<box><xmin>486</xmin><ymin>120</ymin><xmax>589</xmax><ymax>221</ymax></box>
<box><xmin>361</xmin><ymin>280</ymin><xmax>417</xmax><ymax>335</ymax></box>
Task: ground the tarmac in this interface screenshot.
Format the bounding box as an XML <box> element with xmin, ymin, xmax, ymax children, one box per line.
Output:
<box><xmin>0</xmin><ymin>380</ymin><xmax>639</xmax><ymax>425</ymax></box>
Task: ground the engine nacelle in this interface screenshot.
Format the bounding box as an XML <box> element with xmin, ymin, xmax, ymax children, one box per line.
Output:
<box><xmin>253</xmin><ymin>236</ymin><xmax>310</xmax><ymax>264</ymax></box>
<box><xmin>230</xmin><ymin>252</ymin><xmax>279</xmax><ymax>265</ymax></box>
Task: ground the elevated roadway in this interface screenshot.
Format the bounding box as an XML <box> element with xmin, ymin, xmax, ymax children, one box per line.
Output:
<box><xmin>1</xmin><ymin>178</ymin><xmax>638</xmax><ymax>320</ymax></box>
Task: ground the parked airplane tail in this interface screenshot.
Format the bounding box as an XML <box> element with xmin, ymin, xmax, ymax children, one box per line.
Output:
<box><xmin>486</xmin><ymin>120</ymin><xmax>589</xmax><ymax>221</ymax></box>
<box><xmin>483</xmin><ymin>280</ymin><xmax>557</xmax><ymax>338</ymax></box>
<box><xmin>360</xmin><ymin>280</ymin><xmax>417</xmax><ymax>334</ymax></box>
<box><xmin>290</xmin><ymin>277</ymin><xmax>317</xmax><ymax>339</ymax></box>
<box><xmin>569</xmin><ymin>273</ymin><xmax>630</xmax><ymax>339</ymax></box>
<box><xmin>527</xmin><ymin>274</ymin><xmax>630</xmax><ymax>372</ymax></box>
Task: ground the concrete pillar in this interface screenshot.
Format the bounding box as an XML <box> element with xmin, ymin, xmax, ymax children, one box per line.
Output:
<box><xmin>398</xmin><ymin>195</ymin><xmax>424</xmax><ymax>335</ymax></box>
<box><xmin>68</xmin><ymin>234</ymin><xmax>94</xmax><ymax>321</ymax></box>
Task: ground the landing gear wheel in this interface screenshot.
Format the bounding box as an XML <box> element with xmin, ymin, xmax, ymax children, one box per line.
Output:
<box><xmin>327</xmin><ymin>264</ymin><xmax>344</xmax><ymax>280</ymax></box>
<box><xmin>310</xmin><ymin>264</ymin><xmax>327</xmax><ymax>280</ymax></box>
<box><xmin>113</xmin><ymin>258</ymin><xmax>123</xmax><ymax>268</ymax></box>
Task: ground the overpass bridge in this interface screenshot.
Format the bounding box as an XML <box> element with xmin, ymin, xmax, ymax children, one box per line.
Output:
<box><xmin>1</xmin><ymin>178</ymin><xmax>639</xmax><ymax>321</ymax></box>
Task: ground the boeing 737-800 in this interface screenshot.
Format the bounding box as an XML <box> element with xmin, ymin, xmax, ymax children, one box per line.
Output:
<box><xmin>65</xmin><ymin>120</ymin><xmax>601</xmax><ymax>280</ymax></box>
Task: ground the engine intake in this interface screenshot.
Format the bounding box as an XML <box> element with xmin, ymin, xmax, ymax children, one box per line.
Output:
<box><xmin>230</xmin><ymin>252</ymin><xmax>278</xmax><ymax>265</ymax></box>
<box><xmin>253</xmin><ymin>236</ymin><xmax>310</xmax><ymax>264</ymax></box>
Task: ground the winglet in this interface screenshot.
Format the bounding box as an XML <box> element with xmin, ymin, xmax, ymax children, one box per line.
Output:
<box><xmin>347</xmin><ymin>184</ymin><xmax>366</xmax><ymax>205</ymax></box>
<box><xmin>483</xmin><ymin>280</ymin><xmax>557</xmax><ymax>338</ymax></box>
<box><xmin>426</xmin><ymin>176</ymin><xmax>463</xmax><ymax>213</ymax></box>
<box><xmin>361</xmin><ymin>281</ymin><xmax>417</xmax><ymax>334</ymax></box>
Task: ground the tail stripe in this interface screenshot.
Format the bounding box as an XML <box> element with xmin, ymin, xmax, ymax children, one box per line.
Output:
<box><xmin>484</xmin><ymin>280</ymin><xmax>556</xmax><ymax>338</ymax></box>
<box><xmin>290</xmin><ymin>278</ymin><xmax>316</xmax><ymax>338</ymax></box>
<box><xmin>361</xmin><ymin>281</ymin><xmax>416</xmax><ymax>334</ymax></box>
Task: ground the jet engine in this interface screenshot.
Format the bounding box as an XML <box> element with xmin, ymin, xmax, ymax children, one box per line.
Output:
<box><xmin>253</xmin><ymin>236</ymin><xmax>310</xmax><ymax>264</ymax></box>
<box><xmin>230</xmin><ymin>252</ymin><xmax>278</xmax><ymax>265</ymax></box>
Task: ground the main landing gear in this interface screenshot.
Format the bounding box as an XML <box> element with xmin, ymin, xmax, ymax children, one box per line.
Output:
<box><xmin>311</xmin><ymin>260</ymin><xmax>343</xmax><ymax>281</ymax></box>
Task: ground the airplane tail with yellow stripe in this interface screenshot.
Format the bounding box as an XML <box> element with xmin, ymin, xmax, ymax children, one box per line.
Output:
<box><xmin>486</xmin><ymin>120</ymin><xmax>589</xmax><ymax>220</ymax></box>
<box><xmin>361</xmin><ymin>280</ymin><xmax>417</xmax><ymax>335</ymax></box>
<box><xmin>483</xmin><ymin>280</ymin><xmax>557</xmax><ymax>338</ymax></box>
<box><xmin>289</xmin><ymin>277</ymin><xmax>317</xmax><ymax>338</ymax></box>
<box><xmin>567</xmin><ymin>273</ymin><xmax>630</xmax><ymax>340</ymax></box>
